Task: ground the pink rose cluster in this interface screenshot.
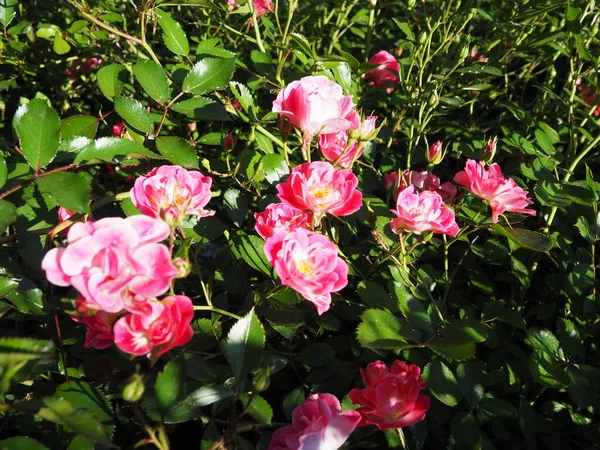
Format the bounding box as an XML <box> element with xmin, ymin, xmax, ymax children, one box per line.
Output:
<box><xmin>384</xmin><ymin>155</ymin><xmax>536</xmax><ymax>236</ymax></box>
<box><xmin>255</xmin><ymin>160</ymin><xmax>363</xmax><ymax>315</ymax></box>
<box><xmin>269</xmin><ymin>360</ymin><xmax>430</xmax><ymax>450</ymax></box>
<box><xmin>41</xmin><ymin>165</ymin><xmax>216</xmax><ymax>357</ymax></box>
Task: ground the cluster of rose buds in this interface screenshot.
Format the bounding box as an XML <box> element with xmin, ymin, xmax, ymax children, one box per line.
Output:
<box><xmin>43</xmin><ymin>165</ymin><xmax>216</xmax><ymax>358</ymax></box>
<box><xmin>269</xmin><ymin>360</ymin><xmax>430</xmax><ymax>450</ymax></box>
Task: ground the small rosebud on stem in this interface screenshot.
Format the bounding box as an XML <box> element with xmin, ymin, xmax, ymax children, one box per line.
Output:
<box><xmin>426</xmin><ymin>140</ymin><xmax>444</xmax><ymax>165</ymax></box>
<box><xmin>481</xmin><ymin>136</ymin><xmax>497</xmax><ymax>163</ymax></box>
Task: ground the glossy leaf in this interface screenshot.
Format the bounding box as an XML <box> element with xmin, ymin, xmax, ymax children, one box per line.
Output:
<box><xmin>36</xmin><ymin>172</ymin><xmax>91</xmax><ymax>214</ymax></box>
<box><xmin>156</xmin><ymin>136</ymin><xmax>198</xmax><ymax>168</ymax></box>
<box><xmin>224</xmin><ymin>308</ymin><xmax>265</xmax><ymax>383</ymax></box>
<box><xmin>155</xmin><ymin>358</ymin><xmax>186</xmax><ymax>416</ymax></box>
<box><xmin>182</xmin><ymin>57</ymin><xmax>236</xmax><ymax>95</ymax></box>
<box><xmin>422</xmin><ymin>360</ymin><xmax>462</xmax><ymax>407</ymax></box>
<box><xmin>60</xmin><ymin>115</ymin><xmax>98</xmax><ymax>140</ymax></box>
<box><xmin>0</xmin><ymin>338</ymin><xmax>54</xmax><ymax>365</ymax></box>
<box><xmin>96</xmin><ymin>63</ymin><xmax>126</xmax><ymax>101</ymax></box>
<box><xmin>13</xmin><ymin>99</ymin><xmax>60</xmax><ymax>170</ymax></box>
<box><xmin>491</xmin><ymin>224</ymin><xmax>554</xmax><ymax>253</ymax></box>
<box><xmin>0</xmin><ymin>0</ymin><xmax>18</xmax><ymax>27</ymax></box>
<box><xmin>171</xmin><ymin>97</ymin><xmax>230</xmax><ymax>121</ymax></box>
<box><xmin>229</xmin><ymin>232</ymin><xmax>272</xmax><ymax>275</ymax></box>
<box><xmin>73</xmin><ymin>138</ymin><xmax>159</xmax><ymax>164</ymax></box>
<box><xmin>156</xmin><ymin>10</ymin><xmax>189</xmax><ymax>56</ymax></box>
<box><xmin>114</xmin><ymin>97</ymin><xmax>154</xmax><ymax>133</ymax></box>
<box><xmin>133</xmin><ymin>59</ymin><xmax>172</xmax><ymax>104</ymax></box>
<box><xmin>0</xmin><ymin>437</ymin><xmax>50</xmax><ymax>450</ymax></box>
<box><xmin>0</xmin><ymin>200</ymin><xmax>17</xmax><ymax>231</ymax></box>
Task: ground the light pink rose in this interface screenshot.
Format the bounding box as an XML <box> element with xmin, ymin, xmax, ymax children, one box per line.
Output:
<box><xmin>364</xmin><ymin>51</ymin><xmax>400</xmax><ymax>93</ymax></box>
<box><xmin>349</xmin><ymin>360</ymin><xmax>430</xmax><ymax>430</ymax></box>
<box><xmin>264</xmin><ymin>229</ymin><xmax>348</xmax><ymax>315</ymax></box>
<box><xmin>113</xmin><ymin>295</ymin><xmax>194</xmax><ymax>357</ymax></box>
<box><xmin>453</xmin><ymin>159</ymin><xmax>536</xmax><ymax>223</ymax></box>
<box><xmin>41</xmin><ymin>216</ymin><xmax>178</xmax><ymax>313</ymax></box>
<box><xmin>254</xmin><ymin>203</ymin><xmax>311</xmax><ymax>240</ymax></box>
<box><xmin>390</xmin><ymin>186</ymin><xmax>459</xmax><ymax>237</ymax></box>
<box><xmin>318</xmin><ymin>131</ymin><xmax>363</xmax><ymax>168</ymax></box>
<box><xmin>400</xmin><ymin>170</ymin><xmax>457</xmax><ymax>204</ymax></box>
<box><xmin>72</xmin><ymin>308</ymin><xmax>117</xmax><ymax>350</ymax></box>
<box><xmin>268</xmin><ymin>393</ymin><xmax>361</xmax><ymax>450</ymax></box>
<box><xmin>276</xmin><ymin>161</ymin><xmax>362</xmax><ymax>224</ymax></box>
<box><xmin>272</xmin><ymin>76</ymin><xmax>356</xmax><ymax>146</ymax></box>
<box><xmin>131</xmin><ymin>165</ymin><xmax>215</xmax><ymax>226</ymax></box>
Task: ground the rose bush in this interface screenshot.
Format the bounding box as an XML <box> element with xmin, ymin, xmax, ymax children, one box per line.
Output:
<box><xmin>0</xmin><ymin>0</ymin><xmax>599</xmax><ymax>449</ymax></box>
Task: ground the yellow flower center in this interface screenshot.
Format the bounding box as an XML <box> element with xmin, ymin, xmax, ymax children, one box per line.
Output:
<box><xmin>312</xmin><ymin>188</ymin><xmax>330</xmax><ymax>199</ymax></box>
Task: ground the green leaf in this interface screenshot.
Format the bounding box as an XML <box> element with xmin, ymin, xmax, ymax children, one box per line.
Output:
<box><xmin>156</xmin><ymin>136</ymin><xmax>198</xmax><ymax>168</ymax></box>
<box><xmin>229</xmin><ymin>232</ymin><xmax>272</xmax><ymax>275</ymax></box>
<box><xmin>574</xmin><ymin>216</ymin><xmax>595</xmax><ymax>243</ymax></box>
<box><xmin>96</xmin><ymin>63</ymin><xmax>126</xmax><ymax>101</ymax></box>
<box><xmin>224</xmin><ymin>308</ymin><xmax>265</xmax><ymax>383</ymax></box>
<box><xmin>182</xmin><ymin>57</ymin><xmax>236</xmax><ymax>95</ymax></box>
<box><xmin>357</xmin><ymin>309</ymin><xmax>420</xmax><ymax>350</ymax></box>
<box><xmin>155</xmin><ymin>358</ymin><xmax>186</xmax><ymax>416</ymax></box>
<box><xmin>441</xmin><ymin>320</ymin><xmax>489</xmax><ymax>343</ymax></box>
<box><xmin>0</xmin><ymin>338</ymin><xmax>54</xmax><ymax>365</ymax></box>
<box><xmin>283</xmin><ymin>388</ymin><xmax>305</xmax><ymax>420</ymax></box>
<box><xmin>450</xmin><ymin>412</ymin><xmax>480</xmax><ymax>447</ymax></box>
<box><xmin>133</xmin><ymin>59</ymin><xmax>172</xmax><ymax>104</ymax></box>
<box><xmin>171</xmin><ymin>97</ymin><xmax>230</xmax><ymax>121</ymax></box>
<box><xmin>13</xmin><ymin>99</ymin><xmax>60</xmax><ymax>170</ymax></box>
<box><xmin>53</xmin><ymin>35</ymin><xmax>70</xmax><ymax>55</ymax></box>
<box><xmin>477</xmin><ymin>398</ymin><xmax>518</xmax><ymax>419</ymax></box>
<box><xmin>35</xmin><ymin>397</ymin><xmax>112</xmax><ymax>445</ymax></box>
<box><xmin>357</xmin><ymin>280</ymin><xmax>398</xmax><ymax>312</ymax></box>
<box><xmin>55</xmin><ymin>380</ymin><xmax>114</xmax><ymax>437</ymax></box>
<box><xmin>224</xmin><ymin>188</ymin><xmax>248</xmax><ymax>228</ymax></box>
<box><xmin>114</xmin><ymin>97</ymin><xmax>154</xmax><ymax>133</ymax></box>
<box><xmin>73</xmin><ymin>138</ymin><xmax>159</xmax><ymax>164</ymax></box>
<box><xmin>60</xmin><ymin>115</ymin><xmax>98</xmax><ymax>140</ymax></box>
<box><xmin>491</xmin><ymin>224</ymin><xmax>553</xmax><ymax>253</ymax></box>
<box><xmin>156</xmin><ymin>10</ymin><xmax>189</xmax><ymax>56</ymax></box>
<box><xmin>0</xmin><ymin>157</ymin><xmax>7</xmax><ymax>189</ymax></box>
<box><xmin>36</xmin><ymin>172</ymin><xmax>91</xmax><ymax>214</ymax></box>
<box><xmin>528</xmin><ymin>351</ymin><xmax>572</xmax><ymax>388</ymax></box>
<box><xmin>456</xmin><ymin>361</ymin><xmax>485</xmax><ymax>407</ymax></box>
<box><xmin>0</xmin><ymin>437</ymin><xmax>50</xmax><ymax>450</ymax></box>
<box><xmin>392</xmin><ymin>18</ymin><xmax>415</xmax><ymax>41</ymax></box>
<box><xmin>428</xmin><ymin>335</ymin><xmax>475</xmax><ymax>361</ymax></box>
<box><xmin>230</xmin><ymin>81</ymin><xmax>256</xmax><ymax>114</ymax></box>
<box><xmin>0</xmin><ymin>200</ymin><xmax>17</xmax><ymax>231</ymax></box>
<box><xmin>240</xmin><ymin>394</ymin><xmax>272</xmax><ymax>424</ymax></box>
<box><xmin>255</xmin><ymin>132</ymin><xmax>274</xmax><ymax>154</ymax></box>
<box><xmin>422</xmin><ymin>360</ymin><xmax>462</xmax><ymax>407</ymax></box>
<box><xmin>525</xmin><ymin>327</ymin><xmax>564</xmax><ymax>359</ymax></box>
<box><xmin>259</xmin><ymin>154</ymin><xmax>289</xmax><ymax>184</ymax></box>
<box><xmin>389</xmin><ymin>281</ymin><xmax>432</xmax><ymax>333</ymax></box>
<box><xmin>457</xmin><ymin>64</ymin><xmax>503</xmax><ymax>77</ymax></box>
<box><xmin>0</xmin><ymin>0</ymin><xmax>18</xmax><ymax>27</ymax></box>
<box><xmin>5</xmin><ymin>278</ymin><xmax>45</xmax><ymax>315</ymax></box>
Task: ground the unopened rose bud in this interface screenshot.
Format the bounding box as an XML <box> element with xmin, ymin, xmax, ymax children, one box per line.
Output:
<box><xmin>358</xmin><ymin>116</ymin><xmax>378</xmax><ymax>141</ymax></box>
<box><xmin>223</xmin><ymin>134</ymin><xmax>235</xmax><ymax>150</ymax></box>
<box><xmin>418</xmin><ymin>31</ymin><xmax>428</xmax><ymax>45</ymax></box>
<box><xmin>253</xmin><ymin>369</ymin><xmax>271</xmax><ymax>392</ymax></box>
<box><xmin>248</xmin><ymin>128</ymin><xmax>256</xmax><ymax>142</ymax></box>
<box><xmin>122</xmin><ymin>375</ymin><xmax>145</xmax><ymax>402</ymax></box>
<box><xmin>459</xmin><ymin>45</ymin><xmax>470</xmax><ymax>60</ymax></box>
<box><xmin>429</xmin><ymin>91</ymin><xmax>439</xmax><ymax>106</ymax></box>
<box><xmin>481</xmin><ymin>137</ymin><xmax>497</xmax><ymax>163</ymax></box>
<box><xmin>407</xmin><ymin>0</ymin><xmax>417</xmax><ymax>8</ymax></box>
<box><xmin>172</xmin><ymin>257</ymin><xmax>192</xmax><ymax>278</ymax></box>
<box><xmin>369</xmin><ymin>0</ymin><xmax>377</xmax><ymax>7</ymax></box>
<box><xmin>278</xmin><ymin>116</ymin><xmax>293</xmax><ymax>141</ymax></box>
<box><xmin>426</xmin><ymin>141</ymin><xmax>443</xmax><ymax>165</ymax></box>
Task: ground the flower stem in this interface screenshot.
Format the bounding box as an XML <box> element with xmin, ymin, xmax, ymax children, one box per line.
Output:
<box><xmin>193</xmin><ymin>306</ymin><xmax>241</xmax><ymax>320</ymax></box>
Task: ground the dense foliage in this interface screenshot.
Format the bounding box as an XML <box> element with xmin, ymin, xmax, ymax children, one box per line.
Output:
<box><xmin>0</xmin><ymin>0</ymin><xmax>599</xmax><ymax>449</ymax></box>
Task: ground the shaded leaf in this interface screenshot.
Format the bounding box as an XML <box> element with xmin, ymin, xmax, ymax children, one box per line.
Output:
<box><xmin>171</xmin><ymin>97</ymin><xmax>230</xmax><ymax>121</ymax></box>
<box><xmin>0</xmin><ymin>338</ymin><xmax>54</xmax><ymax>365</ymax></box>
<box><xmin>0</xmin><ymin>200</ymin><xmax>17</xmax><ymax>231</ymax></box>
<box><xmin>0</xmin><ymin>437</ymin><xmax>50</xmax><ymax>450</ymax></box>
<box><xmin>422</xmin><ymin>360</ymin><xmax>462</xmax><ymax>407</ymax></box>
<box><xmin>36</xmin><ymin>172</ymin><xmax>91</xmax><ymax>214</ymax></box>
<box><xmin>96</xmin><ymin>64</ymin><xmax>126</xmax><ymax>101</ymax></box>
<box><xmin>491</xmin><ymin>224</ymin><xmax>553</xmax><ymax>253</ymax></box>
<box><xmin>224</xmin><ymin>308</ymin><xmax>265</xmax><ymax>383</ymax></box>
<box><xmin>155</xmin><ymin>358</ymin><xmax>186</xmax><ymax>416</ymax></box>
<box><xmin>229</xmin><ymin>232</ymin><xmax>272</xmax><ymax>275</ymax></box>
<box><xmin>133</xmin><ymin>59</ymin><xmax>172</xmax><ymax>104</ymax></box>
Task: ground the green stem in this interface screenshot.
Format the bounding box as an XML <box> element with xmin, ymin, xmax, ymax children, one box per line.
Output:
<box><xmin>254</xmin><ymin>124</ymin><xmax>285</xmax><ymax>150</ymax></box>
<box><xmin>247</xmin><ymin>0</ymin><xmax>267</xmax><ymax>52</ymax></box>
<box><xmin>193</xmin><ymin>306</ymin><xmax>241</xmax><ymax>320</ymax></box>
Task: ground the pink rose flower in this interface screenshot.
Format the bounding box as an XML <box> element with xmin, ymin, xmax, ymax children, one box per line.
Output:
<box><xmin>254</xmin><ymin>203</ymin><xmax>311</xmax><ymax>240</ymax></box>
<box><xmin>72</xmin><ymin>308</ymin><xmax>116</xmax><ymax>350</ymax></box>
<box><xmin>579</xmin><ymin>85</ymin><xmax>600</xmax><ymax>116</ymax></box>
<box><xmin>276</xmin><ymin>161</ymin><xmax>362</xmax><ymax>224</ymax></box>
<box><xmin>390</xmin><ymin>186</ymin><xmax>460</xmax><ymax>237</ymax></box>
<box><xmin>113</xmin><ymin>295</ymin><xmax>194</xmax><ymax>357</ymax></box>
<box><xmin>264</xmin><ymin>229</ymin><xmax>348</xmax><ymax>315</ymax></box>
<box><xmin>349</xmin><ymin>360</ymin><xmax>430</xmax><ymax>430</ymax></box>
<box><xmin>253</xmin><ymin>0</ymin><xmax>274</xmax><ymax>16</ymax></box>
<box><xmin>131</xmin><ymin>165</ymin><xmax>215</xmax><ymax>226</ymax></box>
<box><xmin>272</xmin><ymin>76</ymin><xmax>356</xmax><ymax>146</ymax></box>
<box><xmin>57</xmin><ymin>207</ymin><xmax>93</xmax><ymax>237</ymax></box>
<box><xmin>318</xmin><ymin>131</ymin><xmax>363</xmax><ymax>169</ymax></box>
<box><xmin>453</xmin><ymin>159</ymin><xmax>536</xmax><ymax>223</ymax></box>
<box><xmin>364</xmin><ymin>51</ymin><xmax>400</xmax><ymax>93</ymax></box>
<box><xmin>268</xmin><ymin>393</ymin><xmax>361</xmax><ymax>450</ymax></box>
<box><xmin>41</xmin><ymin>216</ymin><xmax>178</xmax><ymax>313</ymax></box>
<box><xmin>400</xmin><ymin>170</ymin><xmax>457</xmax><ymax>204</ymax></box>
